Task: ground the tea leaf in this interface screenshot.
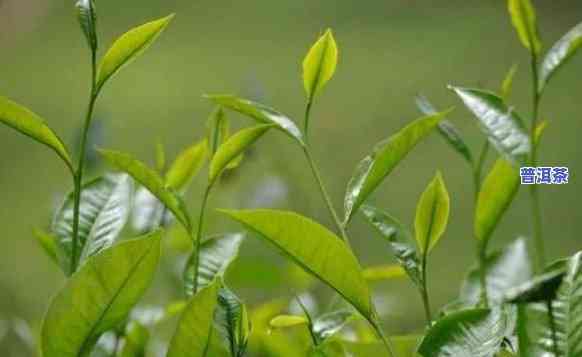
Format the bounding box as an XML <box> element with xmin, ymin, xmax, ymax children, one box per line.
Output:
<box><xmin>33</xmin><ymin>229</ymin><xmax>59</xmax><ymax>266</ymax></box>
<box><xmin>450</xmin><ymin>87</ymin><xmax>530</xmax><ymax>162</ymax></box>
<box><xmin>418</xmin><ymin>308</ymin><xmax>508</xmax><ymax>357</ymax></box>
<box><xmin>184</xmin><ymin>233</ymin><xmax>244</xmax><ymax>297</ymax></box>
<box><xmin>415</xmin><ymin>94</ymin><xmax>472</xmax><ymax>164</ymax></box>
<box><xmin>215</xmin><ymin>287</ymin><xmax>251</xmax><ymax>357</ymax></box>
<box><xmin>209</xmin><ymin>124</ymin><xmax>274</xmax><ymax>183</ymax></box>
<box><xmin>303</xmin><ymin>29</ymin><xmax>338</xmax><ymax>100</ymax></box>
<box><xmin>313</xmin><ymin>310</ymin><xmax>354</xmax><ymax>341</ymax></box>
<box><xmin>460</xmin><ymin>238</ymin><xmax>533</xmax><ymax>304</ymax></box>
<box><xmin>41</xmin><ymin>231</ymin><xmax>161</xmax><ymax>357</ymax></box>
<box><xmin>118</xmin><ymin>321</ymin><xmax>149</xmax><ymax>357</ymax></box>
<box><xmin>414</xmin><ymin>172</ymin><xmax>450</xmax><ymax>254</ymax></box>
<box><xmin>99</xmin><ymin>149</ymin><xmax>191</xmax><ymax>230</ymax></box>
<box><xmin>0</xmin><ymin>96</ymin><xmax>73</xmax><ymax>172</ymax></box>
<box><xmin>165</xmin><ymin>140</ymin><xmax>208</xmax><ymax>192</ymax></box>
<box><xmin>75</xmin><ymin>0</ymin><xmax>98</xmax><ymax>52</ymax></box>
<box><xmin>167</xmin><ymin>280</ymin><xmax>220</xmax><ymax>357</ymax></box>
<box><xmin>539</xmin><ymin>22</ymin><xmax>582</xmax><ymax>93</ymax></box>
<box><xmin>500</xmin><ymin>64</ymin><xmax>519</xmax><ymax>101</ymax></box>
<box><xmin>506</xmin><ymin>270</ymin><xmax>566</xmax><ymax>303</ymax></box>
<box><xmin>220</xmin><ymin>209</ymin><xmax>373</xmax><ymax>320</ymax></box>
<box><xmin>317</xmin><ymin>336</ymin><xmax>422</xmax><ymax>357</ymax></box>
<box><xmin>475</xmin><ymin>159</ymin><xmax>520</xmax><ymax>246</ymax></box>
<box><xmin>97</xmin><ymin>14</ymin><xmax>174</xmax><ymax>91</ymax></box>
<box><xmin>363</xmin><ymin>265</ymin><xmax>406</xmax><ymax>282</ymax></box>
<box><xmin>270</xmin><ymin>315</ymin><xmax>309</xmax><ymax>328</ymax></box>
<box><xmin>507</xmin><ymin>0</ymin><xmax>542</xmax><ymax>56</ymax></box>
<box><xmin>344</xmin><ymin>110</ymin><xmax>451</xmax><ymax>224</ymax></box>
<box><xmin>52</xmin><ymin>174</ymin><xmax>132</xmax><ymax>275</ymax></box>
<box><xmin>205</xmin><ymin>95</ymin><xmax>304</xmax><ymax>144</ymax></box>
<box><xmin>206</xmin><ymin>107</ymin><xmax>229</xmax><ymax>155</ymax></box>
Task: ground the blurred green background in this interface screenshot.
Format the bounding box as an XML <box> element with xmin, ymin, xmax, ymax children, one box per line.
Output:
<box><xmin>0</xmin><ymin>0</ymin><xmax>581</xmax><ymax>354</ymax></box>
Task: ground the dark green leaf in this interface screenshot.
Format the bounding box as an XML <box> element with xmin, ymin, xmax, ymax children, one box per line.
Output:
<box><xmin>449</xmin><ymin>87</ymin><xmax>529</xmax><ymax>162</ymax></box>
<box><xmin>165</xmin><ymin>140</ymin><xmax>208</xmax><ymax>192</ymax></box>
<box><xmin>303</xmin><ymin>29</ymin><xmax>338</xmax><ymax>100</ymax></box>
<box><xmin>96</xmin><ymin>14</ymin><xmax>174</xmax><ymax>91</ymax></box>
<box><xmin>461</xmin><ymin>238</ymin><xmax>533</xmax><ymax>305</ymax></box>
<box><xmin>0</xmin><ymin>96</ymin><xmax>73</xmax><ymax>172</ymax></box>
<box><xmin>52</xmin><ymin>174</ymin><xmax>132</xmax><ymax>275</ymax></box>
<box><xmin>539</xmin><ymin>22</ymin><xmax>582</xmax><ymax>93</ymax></box>
<box><xmin>475</xmin><ymin>159</ymin><xmax>520</xmax><ymax>246</ymax></box>
<box><xmin>415</xmin><ymin>94</ymin><xmax>473</xmax><ymax>164</ymax></box>
<box><xmin>184</xmin><ymin>233</ymin><xmax>244</xmax><ymax>297</ymax></box>
<box><xmin>209</xmin><ymin>125</ymin><xmax>274</xmax><ymax>183</ymax></box>
<box><xmin>418</xmin><ymin>308</ymin><xmax>508</xmax><ymax>357</ymax></box>
<box><xmin>414</xmin><ymin>171</ymin><xmax>450</xmax><ymax>254</ymax></box>
<box><xmin>75</xmin><ymin>0</ymin><xmax>98</xmax><ymax>52</ymax></box>
<box><xmin>205</xmin><ymin>95</ymin><xmax>304</xmax><ymax>144</ymax></box>
<box><xmin>41</xmin><ymin>231</ymin><xmax>162</xmax><ymax>357</ymax></box>
<box><xmin>167</xmin><ymin>280</ymin><xmax>220</xmax><ymax>357</ymax></box>
<box><xmin>220</xmin><ymin>209</ymin><xmax>374</xmax><ymax>321</ymax></box>
<box><xmin>215</xmin><ymin>287</ymin><xmax>251</xmax><ymax>357</ymax></box>
<box><xmin>506</xmin><ymin>270</ymin><xmax>566</xmax><ymax>304</ymax></box>
<box><xmin>99</xmin><ymin>149</ymin><xmax>191</xmax><ymax>230</ymax></box>
<box><xmin>507</xmin><ymin>0</ymin><xmax>542</xmax><ymax>55</ymax></box>
<box><xmin>344</xmin><ymin>110</ymin><xmax>451</xmax><ymax>224</ymax></box>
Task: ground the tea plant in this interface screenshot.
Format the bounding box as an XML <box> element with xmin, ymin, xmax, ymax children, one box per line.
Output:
<box><xmin>0</xmin><ymin>0</ymin><xmax>581</xmax><ymax>356</ymax></box>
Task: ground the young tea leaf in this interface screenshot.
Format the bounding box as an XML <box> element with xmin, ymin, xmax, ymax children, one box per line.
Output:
<box><xmin>41</xmin><ymin>231</ymin><xmax>162</xmax><ymax>357</ymax></box>
<box><xmin>414</xmin><ymin>172</ymin><xmax>450</xmax><ymax>254</ymax></box>
<box><xmin>270</xmin><ymin>315</ymin><xmax>309</xmax><ymax>328</ymax></box>
<box><xmin>165</xmin><ymin>140</ymin><xmax>208</xmax><ymax>192</ymax></box>
<box><xmin>209</xmin><ymin>124</ymin><xmax>274</xmax><ymax>183</ymax></box>
<box><xmin>475</xmin><ymin>158</ymin><xmax>520</xmax><ymax>247</ymax></box>
<box><xmin>52</xmin><ymin>174</ymin><xmax>132</xmax><ymax>274</ymax></box>
<box><xmin>75</xmin><ymin>0</ymin><xmax>98</xmax><ymax>52</ymax></box>
<box><xmin>33</xmin><ymin>229</ymin><xmax>59</xmax><ymax>266</ymax></box>
<box><xmin>206</xmin><ymin>107</ymin><xmax>229</xmax><ymax>155</ymax></box>
<box><xmin>220</xmin><ymin>209</ymin><xmax>374</xmax><ymax>321</ymax></box>
<box><xmin>418</xmin><ymin>308</ymin><xmax>508</xmax><ymax>357</ymax></box>
<box><xmin>96</xmin><ymin>14</ymin><xmax>174</xmax><ymax>91</ymax></box>
<box><xmin>0</xmin><ymin>96</ymin><xmax>73</xmax><ymax>172</ymax></box>
<box><xmin>363</xmin><ymin>265</ymin><xmax>406</xmax><ymax>282</ymax></box>
<box><xmin>205</xmin><ymin>95</ymin><xmax>304</xmax><ymax>145</ymax></box>
<box><xmin>344</xmin><ymin>109</ymin><xmax>451</xmax><ymax>224</ymax></box>
<box><xmin>415</xmin><ymin>94</ymin><xmax>473</xmax><ymax>164</ymax></box>
<box><xmin>449</xmin><ymin>87</ymin><xmax>530</xmax><ymax>163</ymax></box>
<box><xmin>539</xmin><ymin>21</ymin><xmax>582</xmax><ymax>93</ymax></box>
<box><xmin>507</xmin><ymin>0</ymin><xmax>542</xmax><ymax>56</ymax></box>
<box><xmin>99</xmin><ymin>149</ymin><xmax>191</xmax><ymax>230</ymax></box>
<box><xmin>500</xmin><ymin>64</ymin><xmax>519</xmax><ymax>101</ymax></box>
<box><xmin>303</xmin><ymin>29</ymin><xmax>338</xmax><ymax>100</ymax></box>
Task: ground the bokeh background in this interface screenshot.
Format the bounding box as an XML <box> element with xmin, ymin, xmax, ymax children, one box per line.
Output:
<box><xmin>1</xmin><ymin>0</ymin><xmax>581</xmax><ymax>355</ymax></box>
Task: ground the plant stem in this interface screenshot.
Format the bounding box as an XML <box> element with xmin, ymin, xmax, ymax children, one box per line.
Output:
<box><xmin>192</xmin><ymin>185</ymin><xmax>212</xmax><ymax>294</ymax></box>
<box><xmin>529</xmin><ymin>53</ymin><xmax>546</xmax><ymax>272</ymax></box>
<box><xmin>478</xmin><ymin>247</ymin><xmax>489</xmax><ymax>308</ymax></box>
<box><xmin>303</xmin><ymin>99</ymin><xmax>313</xmax><ymax>144</ymax></box>
<box><xmin>420</xmin><ymin>254</ymin><xmax>433</xmax><ymax>327</ymax></box>
<box><xmin>71</xmin><ymin>50</ymin><xmax>98</xmax><ymax>273</ymax></box>
<box><xmin>547</xmin><ymin>299</ymin><xmax>559</xmax><ymax>356</ymax></box>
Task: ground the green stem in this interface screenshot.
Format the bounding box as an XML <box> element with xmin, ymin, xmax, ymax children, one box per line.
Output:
<box><xmin>71</xmin><ymin>50</ymin><xmax>98</xmax><ymax>273</ymax></box>
<box><xmin>420</xmin><ymin>255</ymin><xmax>433</xmax><ymax>327</ymax></box>
<box><xmin>547</xmin><ymin>299</ymin><xmax>559</xmax><ymax>356</ymax></box>
<box><xmin>303</xmin><ymin>99</ymin><xmax>313</xmax><ymax>144</ymax></box>
<box><xmin>529</xmin><ymin>53</ymin><xmax>546</xmax><ymax>271</ymax></box>
<box><xmin>478</xmin><ymin>247</ymin><xmax>489</xmax><ymax>308</ymax></box>
<box><xmin>192</xmin><ymin>185</ymin><xmax>212</xmax><ymax>294</ymax></box>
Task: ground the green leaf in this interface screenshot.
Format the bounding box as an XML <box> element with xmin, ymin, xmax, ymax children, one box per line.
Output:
<box><xmin>475</xmin><ymin>158</ymin><xmax>520</xmax><ymax>246</ymax></box>
<box><xmin>184</xmin><ymin>233</ymin><xmax>244</xmax><ymax>297</ymax></box>
<box><xmin>449</xmin><ymin>87</ymin><xmax>530</xmax><ymax>162</ymax></box>
<box><xmin>220</xmin><ymin>209</ymin><xmax>374</xmax><ymax>320</ymax></box>
<box><xmin>318</xmin><ymin>336</ymin><xmax>422</xmax><ymax>357</ymax></box>
<box><xmin>154</xmin><ymin>138</ymin><xmax>166</xmax><ymax>173</ymax></box>
<box><xmin>0</xmin><ymin>96</ymin><xmax>73</xmax><ymax>172</ymax></box>
<box><xmin>205</xmin><ymin>95</ymin><xmax>304</xmax><ymax>144</ymax></box>
<box><xmin>167</xmin><ymin>280</ymin><xmax>220</xmax><ymax>357</ymax></box>
<box><xmin>363</xmin><ymin>265</ymin><xmax>406</xmax><ymax>282</ymax></box>
<box><xmin>33</xmin><ymin>228</ymin><xmax>59</xmax><ymax>266</ymax></box>
<box><xmin>539</xmin><ymin>21</ymin><xmax>582</xmax><ymax>93</ymax></box>
<box><xmin>506</xmin><ymin>270</ymin><xmax>566</xmax><ymax>303</ymax></box>
<box><xmin>270</xmin><ymin>315</ymin><xmax>309</xmax><ymax>328</ymax></box>
<box><xmin>507</xmin><ymin>0</ymin><xmax>542</xmax><ymax>55</ymax></box>
<box><xmin>500</xmin><ymin>64</ymin><xmax>519</xmax><ymax>101</ymax></box>
<box><xmin>313</xmin><ymin>310</ymin><xmax>354</xmax><ymax>341</ymax></box>
<box><xmin>414</xmin><ymin>172</ymin><xmax>450</xmax><ymax>254</ymax></box>
<box><xmin>207</xmin><ymin>107</ymin><xmax>229</xmax><ymax>155</ymax></box>
<box><xmin>209</xmin><ymin>125</ymin><xmax>274</xmax><ymax>183</ymax></box>
<box><xmin>215</xmin><ymin>287</ymin><xmax>251</xmax><ymax>357</ymax></box>
<box><xmin>99</xmin><ymin>149</ymin><xmax>191</xmax><ymax>230</ymax></box>
<box><xmin>118</xmin><ymin>321</ymin><xmax>149</xmax><ymax>357</ymax></box>
<box><xmin>460</xmin><ymin>238</ymin><xmax>532</xmax><ymax>305</ymax></box>
<box><xmin>303</xmin><ymin>29</ymin><xmax>338</xmax><ymax>100</ymax></box>
<box><xmin>40</xmin><ymin>231</ymin><xmax>162</xmax><ymax>357</ymax></box>
<box><xmin>344</xmin><ymin>110</ymin><xmax>451</xmax><ymax>224</ymax></box>
<box><xmin>361</xmin><ymin>205</ymin><xmax>421</xmax><ymax>286</ymax></box>
<box><xmin>415</xmin><ymin>94</ymin><xmax>473</xmax><ymax>164</ymax></box>
<box><xmin>96</xmin><ymin>14</ymin><xmax>174</xmax><ymax>91</ymax></box>
<box><xmin>75</xmin><ymin>0</ymin><xmax>98</xmax><ymax>52</ymax></box>
<box><xmin>165</xmin><ymin>140</ymin><xmax>208</xmax><ymax>192</ymax></box>
<box><xmin>52</xmin><ymin>174</ymin><xmax>132</xmax><ymax>275</ymax></box>
<box><xmin>418</xmin><ymin>308</ymin><xmax>508</xmax><ymax>357</ymax></box>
